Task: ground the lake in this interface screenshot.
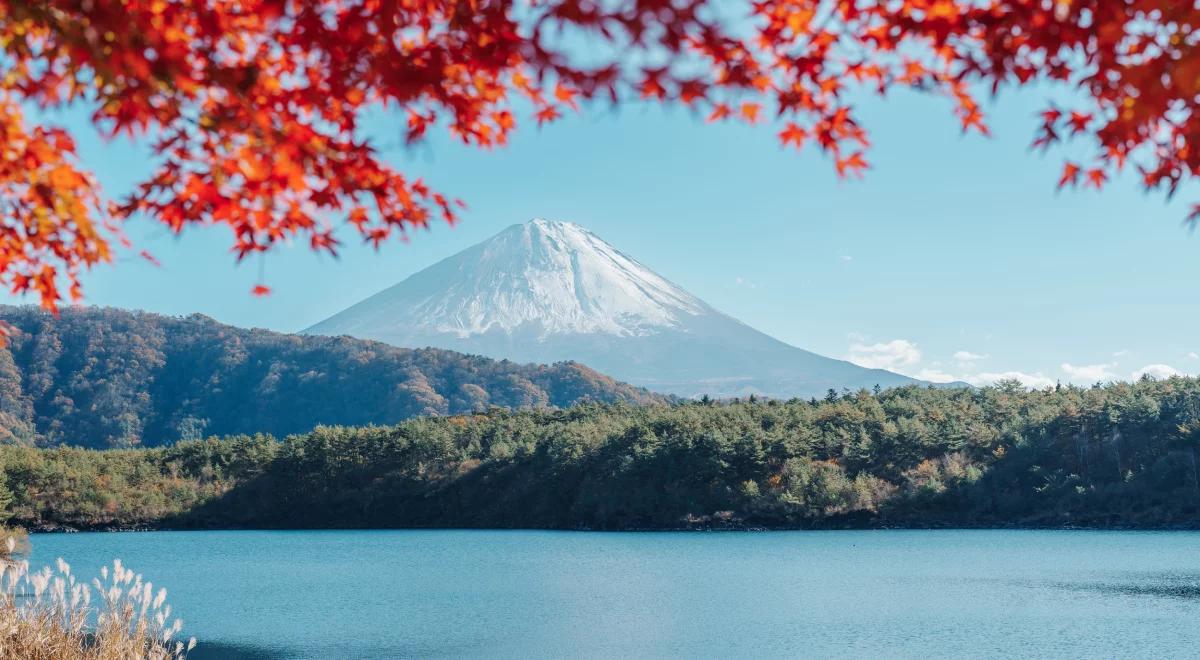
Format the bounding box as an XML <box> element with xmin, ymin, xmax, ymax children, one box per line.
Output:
<box><xmin>27</xmin><ymin>530</ymin><xmax>1200</xmax><ymax>658</ymax></box>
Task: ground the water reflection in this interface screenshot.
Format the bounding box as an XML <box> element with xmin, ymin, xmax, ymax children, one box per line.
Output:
<box><xmin>1058</xmin><ymin>572</ymin><xmax>1200</xmax><ymax>601</ymax></box>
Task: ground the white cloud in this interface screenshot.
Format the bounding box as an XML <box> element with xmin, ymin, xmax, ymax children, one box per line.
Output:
<box><xmin>915</xmin><ymin>368</ymin><xmax>958</xmax><ymax>383</ymax></box>
<box><xmin>965</xmin><ymin>371</ymin><xmax>1056</xmax><ymax>389</ymax></box>
<box><xmin>1061</xmin><ymin>362</ymin><xmax>1118</xmax><ymax>384</ymax></box>
<box><xmin>1189</xmin><ymin>352</ymin><xmax>1199</xmax><ymax>360</ymax></box>
<box><xmin>1112</xmin><ymin>349</ymin><xmax>1129</xmax><ymax>359</ymax></box>
<box><xmin>952</xmin><ymin>350</ymin><xmax>988</xmax><ymax>366</ymax></box>
<box><xmin>840</xmin><ymin>255</ymin><xmax>853</xmax><ymax>262</ymax></box>
<box><xmin>847</xmin><ymin>339</ymin><xmax>921</xmax><ymax>371</ymax></box>
<box><xmin>733</xmin><ymin>276</ymin><xmax>756</xmax><ymax>289</ymax></box>
<box><xmin>1132</xmin><ymin>364</ymin><xmax>1187</xmax><ymax>380</ymax></box>
<box><xmin>841</xmin><ymin>340</ymin><xmax>1192</xmax><ymax>390</ymax></box>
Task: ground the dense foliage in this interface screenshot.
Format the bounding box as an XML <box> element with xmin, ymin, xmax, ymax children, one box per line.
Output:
<box><xmin>0</xmin><ymin>306</ymin><xmax>664</xmax><ymax>448</ymax></box>
<box><xmin>5</xmin><ymin>1</ymin><xmax>1197</xmax><ymax>309</ymax></box>
<box><xmin>4</xmin><ymin>377</ymin><xmax>1200</xmax><ymax>531</ymax></box>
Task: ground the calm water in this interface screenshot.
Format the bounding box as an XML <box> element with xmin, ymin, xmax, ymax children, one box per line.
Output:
<box><xmin>27</xmin><ymin>530</ymin><xmax>1200</xmax><ymax>658</ymax></box>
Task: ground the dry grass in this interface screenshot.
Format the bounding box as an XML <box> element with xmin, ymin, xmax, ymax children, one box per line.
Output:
<box><xmin>0</xmin><ymin>539</ymin><xmax>194</xmax><ymax>659</ymax></box>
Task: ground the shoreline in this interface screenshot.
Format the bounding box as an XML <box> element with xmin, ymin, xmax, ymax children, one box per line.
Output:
<box><xmin>24</xmin><ymin>522</ymin><xmax>1200</xmax><ymax>534</ymax></box>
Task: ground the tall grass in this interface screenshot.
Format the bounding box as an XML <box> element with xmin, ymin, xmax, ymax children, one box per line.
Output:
<box><xmin>0</xmin><ymin>539</ymin><xmax>195</xmax><ymax>659</ymax></box>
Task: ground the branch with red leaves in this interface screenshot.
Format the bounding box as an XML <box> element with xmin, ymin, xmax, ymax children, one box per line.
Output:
<box><xmin>2</xmin><ymin>0</ymin><xmax>1197</xmax><ymax>314</ymax></box>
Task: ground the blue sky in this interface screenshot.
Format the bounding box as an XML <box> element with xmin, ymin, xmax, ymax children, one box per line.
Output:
<box><xmin>7</xmin><ymin>84</ymin><xmax>1199</xmax><ymax>387</ymax></box>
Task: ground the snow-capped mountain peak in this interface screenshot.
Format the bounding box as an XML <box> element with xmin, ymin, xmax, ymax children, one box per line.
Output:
<box><xmin>315</xmin><ymin>218</ymin><xmax>707</xmax><ymax>340</ymax></box>
<box><xmin>308</xmin><ymin>218</ymin><xmax>934</xmax><ymax>399</ymax></box>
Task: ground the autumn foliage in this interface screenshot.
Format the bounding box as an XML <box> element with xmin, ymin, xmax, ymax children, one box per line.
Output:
<box><xmin>1</xmin><ymin>0</ymin><xmax>1197</xmax><ymax>310</ymax></box>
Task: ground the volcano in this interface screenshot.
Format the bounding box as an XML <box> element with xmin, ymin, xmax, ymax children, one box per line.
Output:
<box><xmin>306</xmin><ymin>218</ymin><xmax>933</xmax><ymax>398</ymax></box>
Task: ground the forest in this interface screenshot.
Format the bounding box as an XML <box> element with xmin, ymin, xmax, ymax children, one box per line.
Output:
<box><xmin>0</xmin><ymin>306</ymin><xmax>665</xmax><ymax>448</ymax></box>
<box><xmin>3</xmin><ymin>377</ymin><xmax>1199</xmax><ymax>531</ymax></box>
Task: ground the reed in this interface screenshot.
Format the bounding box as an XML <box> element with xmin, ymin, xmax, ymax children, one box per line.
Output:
<box><xmin>0</xmin><ymin>539</ymin><xmax>194</xmax><ymax>659</ymax></box>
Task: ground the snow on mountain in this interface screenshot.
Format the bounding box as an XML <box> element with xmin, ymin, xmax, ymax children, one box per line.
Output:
<box><xmin>306</xmin><ymin>219</ymin><xmax>936</xmax><ymax>399</ymax></box>
<box><xmin>341</xmin><ymin>218</ymin><xmax>705</xmax><ymax>338</ymax></box>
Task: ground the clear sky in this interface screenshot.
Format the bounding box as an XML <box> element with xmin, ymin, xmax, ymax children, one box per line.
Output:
<box><xmin>8</xmin><ymin>84</ymin><xmax>1199</xmax><ymax>387</ymax></box>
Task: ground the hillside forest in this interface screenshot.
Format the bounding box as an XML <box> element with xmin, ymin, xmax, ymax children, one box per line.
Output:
<box><xmin>3</xmin><ymin>377</ymin><xmax>1199</xmax><ymax>531</ymax></box>
<box><xmin>0</xmin><ymin>306</ymin><xmax>665</xmax><ymax>448</ymax></box>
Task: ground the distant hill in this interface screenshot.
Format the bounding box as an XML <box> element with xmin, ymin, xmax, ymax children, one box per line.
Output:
<box><xmin>308</xmin><ymin>218</ymin><xmax>947</xmax><ymax>399</ymax></box>
<box><xmin>0</xmin><ymin>306</ymin><xmax>666</xmax><ymax>448</ymax></box>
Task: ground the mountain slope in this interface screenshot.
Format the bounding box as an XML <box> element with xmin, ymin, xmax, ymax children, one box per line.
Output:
<box><xmin>0</xmin><ymin>305</ymin><xmax>666</xmax><ymax>448</ymax></box>
<box><xmin>307</xmin><ymin>219</ymin><xmax>933</xmax><ymax>398</ymax></box>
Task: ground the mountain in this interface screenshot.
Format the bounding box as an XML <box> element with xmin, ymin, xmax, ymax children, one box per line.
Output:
<box><xmin>0</xmin><ymin>305</ymin><xmax>666</xmax><ymax>448</ymax></box>
<box><xmin>307</xmin><ymin>218</ymin><xmax>935</xmax><ymax>398</ymax></box>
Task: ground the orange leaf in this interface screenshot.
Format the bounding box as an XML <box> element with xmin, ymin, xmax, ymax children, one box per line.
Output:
<box><xmin>1058</xmin><ymin>162</ymin><xmax>1082</xmax><ymax>188</ymax></box>
<box><xmin>707</xmin><ymin>103</ymin><xmax>731</xmax><ymax>123</ymax></box>
<box><xmin>554</xmin><ymin>83</ymin><xmax>579</xmax><ymax>110</ymax></box>
<box><xmin>778</xmin><ymin>123</ymin><xmax>808</xmax><ymax>148</ymax></box>
<box><xmin>740</xmin><ymin>103</ymin><xmax>761</xmax><ymax>124</ymax></box>
<box><xmin>835</xmin><ymin>151</ymin><xmax>868</xmax><ymax>178</ymax></box>
<box><xmin>535</xmin><ymin>105</ymin><xmax>561</xmax><ymax>126</ymax></box>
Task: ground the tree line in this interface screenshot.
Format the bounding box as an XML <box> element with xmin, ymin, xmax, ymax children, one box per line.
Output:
<box><xmin>3</xmin><ymin>377</ymin><xmax>1199</xmax><ymax>531</ymax></box>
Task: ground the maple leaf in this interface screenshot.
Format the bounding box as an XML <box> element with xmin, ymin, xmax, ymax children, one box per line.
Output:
<box><xmin>535</xmin><ymin>105</ymin><xmax>562</xmax><ymax>126</ymax></box>
<box><xmin>707</xmin><ymin>104</ymin><xmax>732</xmax><ymax>123</ymax></box>
<box><xmin>310</xmin><ymin>231</ymin><xmax>340</xmax><ymax>255</ymax></box>
<box><xmin>678</xmin><ymin>80</ymin><xmax>707</xmax><ymax>105</ymax></box>
<box><xmin>639</xmin><ymin>73</ymin><xmax>667</xmax><ymax>100</ymax></box>
<box><xmin>1187</xmin><ymin>204</ymin><xmax>1200</xmax><ymax>228</ymax></box>
<box><xmin>835</xmin><ymin>151</ymin><xmax>868</xmax><ymax>178</ymax></box>
<box><xmin>1058</xmin><ymin>162</ymin><xmax>1082</xmax><ymax>188</ymax></box>
<box><xmin>1031</xmin><ymin>126</ymin><xmax>1059</xmax><ymax>151</ymax></box>
<box><xmin>778</xmin><ymin>123</ymin><xmax>808</xmax><ymax>149</ymax></box>
<box><xmin>741</xmin><ymin>103</ymin><xmax>761</xmax><ymax>124</ymax></box>
<box><xmin>554</xmin><ymin>83</ymin><xmax>580</xmax><ymax>111</ymax></box>
<box><xmin>1068</xmin><ymin>112</ymin><xmax>1091</xmax><ymax>135</ymax></box>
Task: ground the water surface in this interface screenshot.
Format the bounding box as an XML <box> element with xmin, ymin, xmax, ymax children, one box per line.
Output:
<box><xmin>29</xmin><ymin>530</ymin><xmax>1200</xmax><ymax>658</ymax></box>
